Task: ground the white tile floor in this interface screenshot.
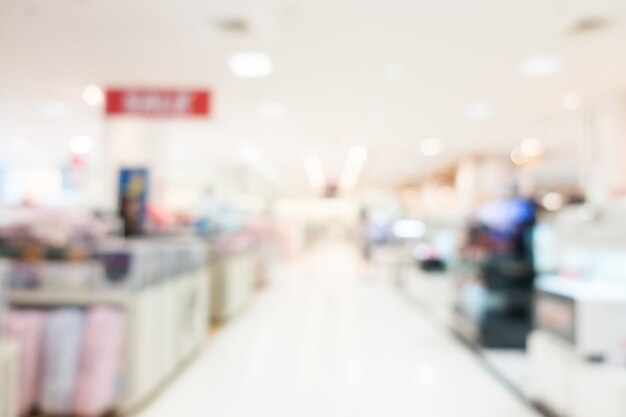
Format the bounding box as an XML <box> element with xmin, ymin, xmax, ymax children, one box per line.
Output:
<box><xmin>137</xmin><ymin>241</ymin><xmax>540</xmax><ymax>417</ymax></box>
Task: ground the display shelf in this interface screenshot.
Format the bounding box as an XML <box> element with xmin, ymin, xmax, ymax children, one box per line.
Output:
<box><xmin>210</xmin><ymin>250</ymin><xmax>258</xmax><ymax>322</ymax></box>
<box><xmin>6</xmin><ymin>266</ymin><xmax>210</xmax><ymax>416</ymax></box>
<box><xmin>0</xmin><ymin>341</ymin><xmax>18</xmax><ymax>417</ymax></box>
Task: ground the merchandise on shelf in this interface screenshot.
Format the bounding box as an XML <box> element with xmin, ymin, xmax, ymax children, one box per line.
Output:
<box><xmin>454</xmin><ymin>197</ymin><xmax>537</xmax><ymax>349</ymax></box>
<box><xmin>0</xmin><ymin>208</ymin><xmax>210</xmax><ymax>417</ymax></box>
<box><xmin>40</xmin><ymin>308</ymin><xmax>86</xmax><ymax>415</ymax></box>
<box><xmin>0</xmin><ymin>208</ymin><xmax>109</xmax><ymax>262</ymax></box>
<box><xmin>5</xmin><ymin>306</ymin><xmax>127</xmax><ymax>417</ymax></box>
<box><xmin>5</xmin><ymin>310</ymin><xmax>45</xmax><ymax>416</ymax></box>
<box><xmin>74</xmin><ymin>307</ymin><xmax>126</xmax><ymax>417</ymax></box>
<box><xmin>2</xmin><ymin>238</ymin><xmax>207</xmax><ymax>292</ymax></box>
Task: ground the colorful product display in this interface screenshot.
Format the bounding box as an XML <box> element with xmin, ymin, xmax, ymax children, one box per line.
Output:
<box><xmin>40</xmin><ymin>308</ymin><xmax>85</xmax><ymax>415</ymax></box>
<box><xmin>6</xmin><ymin>307</ymin><xmax>126</xmax><ymax>417</ymax></box>
<box><xmin>74</xmin><ymin>307</ymin><xmax>126</xmax><ymax>417</ymax></box>
<box><xmin>1</xmin><ymin>234</ymin><xmax>210</xmax><ymax>417</ymax></box>
<box><xmin>3</xmin><ymin>239</ymin><xmax>207</xmax><ymax>291</ymax></box>
<box><xmin>5</xmin><ymin>310</ymin><xmax>45</xmax><ymax>416</ymax></box>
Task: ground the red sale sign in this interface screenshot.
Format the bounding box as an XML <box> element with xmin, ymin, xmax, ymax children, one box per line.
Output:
<box><xmin>105</xmin><ymin>89</ymin><xmax>210</xmax><ymax>117</ymax></box>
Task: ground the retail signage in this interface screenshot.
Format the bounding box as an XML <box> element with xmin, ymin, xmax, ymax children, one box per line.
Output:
<box><xmin>106</xmin><ymin>89</ymin><xmax>210</xmax><ymax>117</ymax></box>
<box><xmin>118</xmin><ymin>168</ymin><xmax>149</xmax><ymax>237</ymax></box>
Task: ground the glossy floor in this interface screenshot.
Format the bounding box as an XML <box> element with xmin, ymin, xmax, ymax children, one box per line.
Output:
<box><xmin>137</xmin><ymin>240</ymin><xmax>540</xmax><ymax>417</ymax></box>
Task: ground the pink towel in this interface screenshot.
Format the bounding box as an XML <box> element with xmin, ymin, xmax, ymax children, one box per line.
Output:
<box><xmin>73</xmin><ymin>307</ymin><xmax>126</xmax><ymax>417</ymax></box>
<box><xmin>6</xmin><ymin>310</ymin><xmax>47</xmax><ymax>416</ymax></box>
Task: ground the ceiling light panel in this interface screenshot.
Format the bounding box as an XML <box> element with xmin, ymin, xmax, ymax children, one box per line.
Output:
<box><xmin>520</xmin><ymin>55</ymin><xmax>562</xmax><ymax>78</ymax></box>
<box><xmin>228</xmin><ymin>52</ymin><xmax>274</xmax><ymax>78</ymax></box>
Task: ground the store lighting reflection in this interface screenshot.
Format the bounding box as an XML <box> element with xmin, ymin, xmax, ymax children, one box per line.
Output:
<box><xmin>258</xmin><ymin>101</ymin><xmax>289</xmax><ymax>120</ymax></box>
<box><xmin>69</xmin><ymin>136</ymin><xmax>94</xmax><ymax>155</ymax></box>
<box><xmin>520</xmin><ymin>55</ymin><xmax>562</xmax><ymax>78</ymax></box>
<box><xmin>82</xmin><ymin>85</ymin><xmax>105</xmax><ymax>106</ymax></box>
<box><xmin>421</xmin><ymin>138</ymin><xmax>444</xmax><ymax>157</ymax></box>
<box><xmin>340</xmin><ymin>146</ymin><xmax>368</xmax><ymax>191</ymax></box>
<box><xmin>466</xmin><ymin>101</ymin><xmax>494</xmax><ymax>120</ymax></box>
<box><xmin>228</xmin><ymin>52</ymin><xmax>274</xmax><ymax>78</ymax></box>
<box><xmin>305</xmin><ymin>156</ymin><xmax>326</xmax><ymax>189</ymax></box>
<box><xmin>520</xmin><ymin>138</ymin><xmax>544</xmax><ymax>157</ymax></box>
<box><xmin>348</xmin><ymin>146</ymin><xmax>368</xmax><ymax>164</ymax></box>
<box><xmin>511</xmin><ymin>147</ymin><xmax>528</xmax><ymax>166</ymax></box>
<box><xmin>542</xmin><ymin>192</ymin><xmax>564</xmax><ymax>211</ymax></box>
<box><xmin>392</xmin><ymin>219</ymin><xmax>426</xmax><ymax>239</ymax></box>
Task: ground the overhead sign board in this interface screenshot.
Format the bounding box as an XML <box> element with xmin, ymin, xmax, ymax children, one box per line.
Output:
<box><xmin>106</xmin><ymin>88</ymin><xmax>210</xmax><ymax>117</ymax></box>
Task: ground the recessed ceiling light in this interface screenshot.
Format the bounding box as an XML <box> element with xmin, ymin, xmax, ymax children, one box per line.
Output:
<box><xmin>258</xmin><ymin>101</ymin><xmax>288</xmax><ymax>119</ymax></box>
<box><xmin>241</xmin><ymin>145</ymin><xmax>263</xmax><ymax>164</ymax></box>
<box><xmin>420</xmin><ymin>138</ymin><xmax>443</xmax><ymax>157</ymax></box>
<box><xmin>520</xmin><ymin>55</ymin><xmax>562</xmax><ymax>78</ymax></box>
<box><xmin>228</xmin><ymin>52</ymin><xmax>274</xmax><ymax>78</ymax></box>
<box><xmin>520</xmin><ymin>138</ymin><xmax>544</xmax><ymax>157</ymax></box>
<box><xmin>562</xmin><ymin>92</ymin><xmax>583</xmax><ymax>111</ymax></box>
<box><xmin>466</xmin><ymin>102</ymin><xmax>494</xmax><ymax>120</ymax></box>
<box><xmin>385</xmin><ymin>63</ymin><xmax>404</xmax><ymax>80</ymax></box>
<box><xmin>82</xmin><ymin>85</ymin><xmax>104</xmax><ymax>106</ymax></box>
<box><xmin>304</xmin><ymin>155</ymin><xmax>325</xmax><ymax>188</ymax></box>
<box><xmin>41</xmin><ymin>101</ymin><xmax>68</xmax><ymax>119</ymax></box>
<box><xmin>542</xmin><ymin>192</ymin><xmax>564</xmax><ymax>211</ymax></box>
<box><xmin>348</xmin><ymin>146</ymin><xmax>368</xmax><ymax>164</ymax></box>
<box><xmin>305</xmin><ymin>155</ymin><xmax>322</xmax><ymax>172</ymax></box>
<box><xmin>69</xmin><ymin>135</ymin><xmax>94</xmax><ymax>155</ymax></box>
<box><xmin>511</xmin><ymin>147</ymin><xmax>528</xmax><ymax>166</ymax></box>
<box><xmin>392</xmin><ymin>220</ymin><xmax>426</xmax><ymax>239</ymax></box>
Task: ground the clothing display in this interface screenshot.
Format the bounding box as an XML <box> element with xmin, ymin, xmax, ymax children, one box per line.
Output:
<box><xmin>1</xmin><ymin>228</ymin><xmax>211</xmax><ymax>417</ymax></box>
<box><xmin>74</xmin><ymin>307</ymin><xmax>126</xmax><ymax>417</ymax></box>
<box><xmin>5</xmin><ymin>310</ymin><xmax>46</xmax><ymax>416</ymax></box>
<box><xmin>40</xmin><ymin>308</ymin><xmax>85</xmax><ymax>415</ymax></box>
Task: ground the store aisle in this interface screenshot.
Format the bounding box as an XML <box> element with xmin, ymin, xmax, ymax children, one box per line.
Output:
<box><xmin>137</xmin><ymin>241</ymin><xmax>539</xmax><ymax>417</ymax></box>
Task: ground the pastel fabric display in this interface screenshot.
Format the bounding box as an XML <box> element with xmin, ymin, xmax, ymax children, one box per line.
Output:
<box><xmin>6</xmin><ymin>310</ymin><xmax>47</xmax><ymax>416</ymax></box>
<box><xmin>40</xmin><ymin>308</ymin><xmax>86</xmax><ymax>415</ymax></box>
<box><xmin>74</xmin><ymin>307</ymin><xmax>127</xmax><ymax>417</ymax></box>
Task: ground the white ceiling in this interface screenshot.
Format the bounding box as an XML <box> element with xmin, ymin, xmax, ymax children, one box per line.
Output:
<box><xmin>1</xmin><ymin>0</ymin><xmax>625</xmax><ymax>191</ymax></box>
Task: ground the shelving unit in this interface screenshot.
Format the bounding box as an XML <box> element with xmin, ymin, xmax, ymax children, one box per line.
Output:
<box><xmin>210</xmin><ymin>249</ymin><xmax>258</xmax><ymax>322</ymax></box>
<box><xmin>7</xmin><ymin>265</ymin><xmax>210</xmax><ymax>415</ymax></box>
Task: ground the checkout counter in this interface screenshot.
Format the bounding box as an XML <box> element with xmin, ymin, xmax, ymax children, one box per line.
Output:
<box><xmin>528</xmin><ymin>206</ymin><xmax>626</xmax><ymax>417</ymax></box>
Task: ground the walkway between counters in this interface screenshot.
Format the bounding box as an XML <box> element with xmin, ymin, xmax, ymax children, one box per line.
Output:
<box><xmin>136</xmin><ymin>240</ymin><xmax>540</xmax><ymax>417</ymax></box>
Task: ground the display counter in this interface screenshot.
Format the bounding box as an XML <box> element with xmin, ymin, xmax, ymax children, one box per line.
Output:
<box><xmin>529</xmin><ymin>276</ymin><xmax>626</xmax><ymax>417</ymax></box>
<box><xmin>209</xmin><ymin>242</ymin><xmax>259</xmax><ymax>323</ymax></box>
<box><xmin>1</xmin><ymin>238</ymin><xmax>210</xmax><ymax>417</ymax></box>
<box><xmin>535</xmin><ymin>275</ymin><xmax>626</xmax><ymax>358</ymax></box>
